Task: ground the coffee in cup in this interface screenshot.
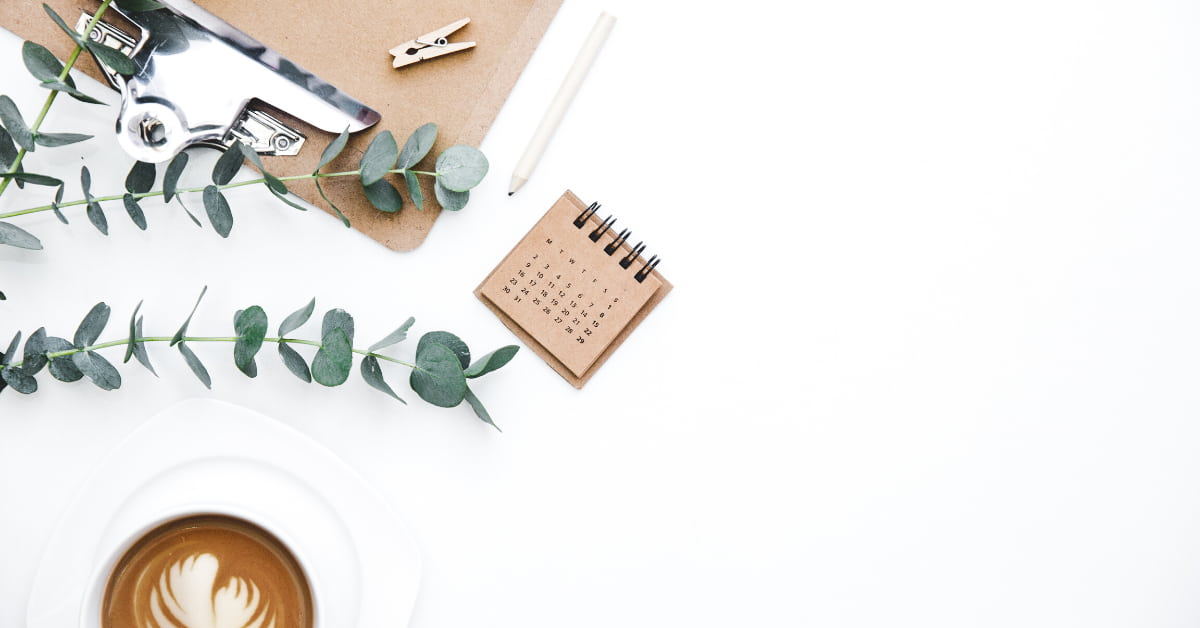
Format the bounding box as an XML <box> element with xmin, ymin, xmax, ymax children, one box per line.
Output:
<box><xmin>101</xmin><ymin>514</ymin><xmax>313</xmax><ymax>628</ymax></box>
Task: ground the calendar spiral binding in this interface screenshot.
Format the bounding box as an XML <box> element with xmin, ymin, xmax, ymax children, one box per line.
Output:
<box><xmin>572</xmin><ymin>201</ymin><xmax>661</xmax><ymax>283</ymax></box>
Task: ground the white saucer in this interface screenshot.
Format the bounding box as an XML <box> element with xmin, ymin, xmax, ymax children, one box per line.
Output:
<box><xmin>27</xmin><ymin>398</ymin><xmax>421</xmax><ymax>628</ymax></box>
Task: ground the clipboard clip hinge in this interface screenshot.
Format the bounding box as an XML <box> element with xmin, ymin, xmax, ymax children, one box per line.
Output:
<box><xmin>74</xmin><ymin>0</ymin><xmax>380</xmax><ymax>163</ymax></box>
<box><xmin>390</xmin><ymin>18</ymin><xmax>476</xmax><ymax>68</ymax></box>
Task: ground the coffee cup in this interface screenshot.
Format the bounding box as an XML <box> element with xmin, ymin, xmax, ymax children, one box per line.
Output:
<box><xmin>80</xmin><ymin>506</ymin><xmax>321</xmax><ymax>628</ymax></box>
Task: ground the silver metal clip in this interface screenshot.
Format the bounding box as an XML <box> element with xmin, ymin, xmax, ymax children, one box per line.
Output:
<box><xmin>76</xmin><ymin>0</ymin><xmax>380</xmax><ymax>163</ymax></box>
<box><xmin>390</xmin><ymin>18</ymin><xmax>475</xmax><ymax>68</ymax></box>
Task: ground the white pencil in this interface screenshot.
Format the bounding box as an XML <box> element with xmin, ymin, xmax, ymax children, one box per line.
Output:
<box><xmin>509</xmin><ymin>11</ymin><xmax>617</xmax><ymax>196</ymax></box>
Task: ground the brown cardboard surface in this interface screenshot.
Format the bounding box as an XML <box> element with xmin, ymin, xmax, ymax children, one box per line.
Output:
<box><xmin>476</xmin><ymin>190</ymin><xmax>672</xmax><ymax>389</ymax></box>
<box><xmin>0</xmin><ymin>0</ymin><xmax>563</xmax><ymax>251</ymax></box>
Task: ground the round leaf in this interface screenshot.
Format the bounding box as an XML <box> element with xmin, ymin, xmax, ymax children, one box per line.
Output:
<box><xmin>22</xmin><ymin>41</ymin><xmax>64</xmax><ymax>83</ymax></box>
<box><xmin>202</xmin><ymin>185</ymin><xmax>234</xmax><ymax>238</ymax></box>
<box><xmin>409</xmin><ymin>343</ymin><xmax>467</xmax><ymax>408</ymax></box>
<box><xmin>434</xmin><ymin>181</ymin><xmax>469</xmax><ymax>211</ymax></box>
<box><xmin>360</xmin><ymin>130</ymin><xmax>398</xmax><ymax>186</ymax></box>
<box><xmin>212</xmin><ymin>144</ymin><xmax>245</xmax><ymax>185</ymax></box>
<box><xmin>312</xmin><ymin>329</ymin><xmax>352</xmax><ymax>387</ymax></box>
<box><xmin>74</xmin><ymin>302</ymin><xmax>110</xmax><ymax>347</ymax></box>
<box><xmin>72</xmin><ymin>351</ymin><xmax>122</xmax><ymax>390</ymax></box>
<box><xmin>277</xmin><ymin>343</ymin><xmax>312</xmax><ymax>383</ymax></box>
<box><xmin>435</xmin><ymin>145</ymin><xmax>489</xmax><ymax>192</ymax></box>
<box><xmin>1</xmin><ymin>366</ymin><xmax>37</xmax><ymax>394</ymax></box>
<box><xmin>417</xmin><ymin>331</ymin><xmax>470</xmax><ymax>369</ymax></box>
<box><xmin>362</xmin><ymin>178</ymin><xmax>403</xmax><ymax>213</ymax></box>
<box><xmin>398</xmin><ymin>123</ymin><xmax>437</xmax><ymax>169</ymax></box>
<box><xmin>234</xmin><ymin>305</ymin><xmax>268</xmax><ymax>376</ymax></box>
<box><xmin>124</xmin><ymin>160</ymin><xmax>156</xmax><ymax>194</ymax></box>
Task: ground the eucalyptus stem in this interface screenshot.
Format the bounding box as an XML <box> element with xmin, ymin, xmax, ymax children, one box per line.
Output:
<box><xmin>0</xmin><ymin>0</ymin><xmax>115</xmax><ymax>200</ymax></box>
<box><xmin>0</xmin><ymin>167</ymin><xmax>435</xmax><ymax>222</ymax></box>
<box><xmin>24</xmin><ymin>335</ymin><xmax>416</xmax><ymax>370</ymax></box>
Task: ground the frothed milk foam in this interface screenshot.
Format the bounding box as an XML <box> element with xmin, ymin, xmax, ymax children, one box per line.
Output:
<box><xmin>102</xmin><ymin>515</ymin><xmax>313</xmax><ymax>628</ymax></box>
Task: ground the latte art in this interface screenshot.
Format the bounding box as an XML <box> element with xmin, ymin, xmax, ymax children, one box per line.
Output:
<box><xmin>103</xmin><ymin>515</ymin><xmax>312</xmax><ymax>628</ymax></box>
<box><xmin>148</xmin><ymin>553</ymin><xmax>275</xmax><ymax>628</ymax></box>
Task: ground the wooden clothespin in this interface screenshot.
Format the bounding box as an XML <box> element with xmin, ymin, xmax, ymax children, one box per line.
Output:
<box><xmin>390</xmin><ymin>18</ymin><xmax>475</xmax><ymax>68</ymax></box>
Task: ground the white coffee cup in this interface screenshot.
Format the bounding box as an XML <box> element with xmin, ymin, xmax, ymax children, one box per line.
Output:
<box><xmin>79</xmin><ymin>504</ymin><xmax>323</xmax><ymax>628</ymax></box>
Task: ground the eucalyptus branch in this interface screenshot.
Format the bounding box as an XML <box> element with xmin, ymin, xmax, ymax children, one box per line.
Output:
<box><xmin>0</xmin><ymin>288</ymin><xmax>519</xmax><ymax>430</ymax></box>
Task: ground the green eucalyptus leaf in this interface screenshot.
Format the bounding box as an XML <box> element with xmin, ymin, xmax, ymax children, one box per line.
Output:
<box><xmin>233</xmin><ymin>305</ymin><xmax>268</xmax><ymax>377</ymax></box>
<box><xmin>316</xmin><ymin>126</ymin><xmax>350</xmax><ymax>172</ymax></box>
<box><xmin>34</xmin><ymin>132</ymin><xmax>92</xmax><ymax>147</ymax></box>
<box><xmin>360</xmin><ymin>130</ymin><xmax>398</xmax><ymax>186</ymax></box>
<box><xmin>163</xmin><ymin>151</ymin><xmax>189</xmax><ymax>202</ymax></box>
<box><xmin>0</xmin><ymin>172</ymin><xmax>63</xmax><ymax>187</ymax></box>
<box><xmin>267</xmin><ymin>183</ymin><xmax>309</xmax><ymax>212</ymax></box>
<box><xmin>43</xmin><ymin>336</ymin><xmax>83</xmax><ymax>382</ymax></box>
<box><xmin>81</xmin><ymin>166</ymin><xmax>108</xmax><ymax>235</ymax></box>
<box><xmin>368</xmin><ymin>316</ymin><xmax>415</xmax><ymax>352</ymax></box>
<box><xmin>434</xmin><ymin>180</ymin><xmax>469</xmax><ymax>211</ymax></box>
<box><xmin>125</xmin><ymin>160</ymin><xmax>156</xmax><ymax>194</ymax></box>
<box><xmin>0</xmin><ymin>95</ymin><xmax>34</xmax><ymax>152</ymax></box>
<box><xmin>3</xmin><ymin>332</ymin><xmax>20</xmax><ymax>365</ymax></box>
<box><xmin>131</xmin><ymin>316</ymin><xmax>155</xmax><ymax>375</ymax></box>
<box><xmin>177</xmin><ymin>343</ymin><xmax>212</xmax><ymax>389</ymax></box>
<box><xmin>23</xmin><ymin>327</ymin><xmax>48</xmax><ymax>376</ymax></box>
<box><xmin>43</xmin><ymin>4</ymin><xmax>84</xmax><ymax>44</ymax></box>
<box><xmin>278</xmin><ymin>298</ymin><xmax>315</xmax><ymax>336</ymax></box>
<box><xmin>123</xmin><ymin>301</ymin><xmax>154</xmax><ymax>374</ymax></box>
<box><xmin>409</xmin><ymin>342</ymin><xmax>467</xmax><ymax>408</ymax></box>
<box><xmin>84</xmin><ymin>40</ymin><xmax>137</xmax><ymax>76</ymax></box>
<box><xmin>74</xmin><ymin>302</ymin><xmax>110</xmax><ymax>347</ymax></box>
<box><xmin>362</xmin><ymin>178</ymin><xmax>403</xmax><ymax>213</ymax></box>
<box><xmin>277</xmin><ymin>342</ymin><xmax>312</xmax><ymax>383</ymax></box>
<box><xmin>50</xmin><ymin>184</ymin><xmax>68</xmax><ymax>224</ymax></box>
<box><xmin>22</xmin><ymin>40</ymin><xmax>65</xmax><ymax>83</ymax></box>
<box><xmin>72</xmin><ymin>351</ymin><xmax>121</xmax><ymax>390</ymax></box>
<box><xmin>311</xmin><ymin>308</ymin><xmax>354</xmax><ymax>386</ymax></box>
<box><xmin>1</xmin><ymin>365</ymin><xmax>37</xmax><ymax>394</ymax></box>
<box><xmin>202</xmin><ymin>185</ymin><xmax>234</xmax><ymax>237</ymax></box>
<box><xmin>172</xmin><ymin>286</ymin><xmax>207</xmax><ymax>346</ymax></box>
<box><xmin>175</xmin><ymin>196</ymin><xmax>203</xmax><ymax>227</ymax></box>
<box><xmin>322</xmin><ymin>309</ymin><xmax>355</xmax><ymax>345</ymax></box>
<box><xmin>464</xmin><ymin>345</ymin><xmax>519</xmax><ymax>378</ymax></box>
<box><xmin>398</xmin><ymin>123</ymin><xmax>437</xmax><ymax>169</ymax></box>
<box><xmin>312</xmin><ymin>328</ymin><xmax>352</xmax><ymax>387</ymax></box>
<box><xmin>464</xmin><ymin>387</ymin><xmax>500</xmax><ymax>431</ymax></box>
<box><xmin>315</xmin><ymin>178</ymin><xmax>350</xmax><ymax>227</ymax></box>
<box><xmin>211</xmin><ymin>144</ymin><xmax>244</xmax><ymax>185</ymax></box>
<box><xmin>38</xmin><ymin>80</ymin><xmax>107</xmax><ymax>106</ymax></box>
<box><xmin>122</xmin><ymin>194</ymin><xmax>148</xmax><ymax>230</ymax></box>
<box><xmin>360</xmin><ymin>355</ymin><xmax>406</xmax><ymax>403</ymax></box>
<box><xmin>0</xmin><ymin>221</ymin><xmax>43</xmax><ymax>250</ymax></box>
<box><xmin>417</xmin><ymin>331</ymin><xmax>470</xmax><ymax>369</ymax></box>
<box><xmin>0</xmin><ymin>126</ymin><xmax>17</xmax><ymax>169</ymax></box>
<box><xmin>404</xmin><ymin>170</ymin><xmax>423</xmax><ymax>211</ymax></box>
<box><xmin>435</xmin><ymin>145</ymin><xmax>489</xmax><ymax>192</ymax></box>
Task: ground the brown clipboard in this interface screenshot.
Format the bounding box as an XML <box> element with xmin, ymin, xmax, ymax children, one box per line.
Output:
<box><xmin>0</xmin><ymin>0</ymin><xmax>563</xmax><ymax>251</ymax></box>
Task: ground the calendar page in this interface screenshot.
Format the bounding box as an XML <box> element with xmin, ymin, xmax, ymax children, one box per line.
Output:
<box><xmin>477</xmin><ymin>192</ymin><xmax>664</xmax><ymax>381</ymax></box>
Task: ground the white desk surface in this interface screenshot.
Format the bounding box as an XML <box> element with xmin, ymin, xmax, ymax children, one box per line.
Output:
<box><xmin>5</xmin><ymin>1</ymin><xmax>1200</xmax><ymax>626</ymax></box>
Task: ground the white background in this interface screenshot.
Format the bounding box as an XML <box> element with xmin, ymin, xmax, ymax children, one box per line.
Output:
<box><xmin>4</xmin><ymin>0</ymin><xmax>1200</xmax><ymax>626</ymax></box>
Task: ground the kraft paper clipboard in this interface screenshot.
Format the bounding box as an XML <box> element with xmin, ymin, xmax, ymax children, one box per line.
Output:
<box><xmin>0</xmin><ymin>0</ymin><xmax>563</xmax><ymax>251</ymax></box>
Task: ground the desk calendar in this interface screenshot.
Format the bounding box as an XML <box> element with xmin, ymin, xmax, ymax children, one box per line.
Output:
<box><xmin>476</xmin><ymin>190</ymin><xmax>672</xmax><ymax>387</ymax></box>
